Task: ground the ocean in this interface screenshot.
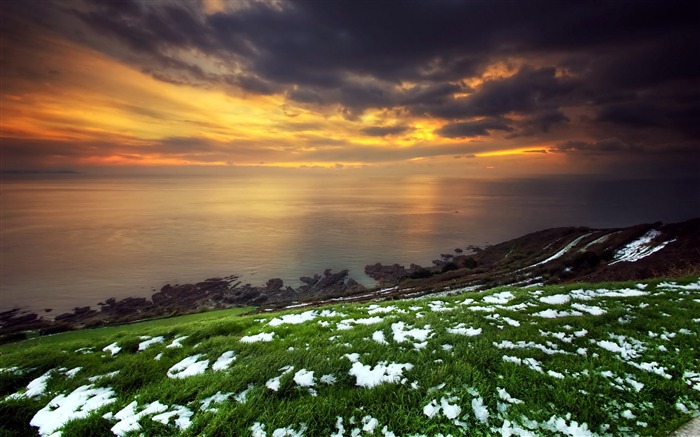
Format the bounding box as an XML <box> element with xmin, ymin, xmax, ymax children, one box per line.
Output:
<box><xmin>1</xmin><ymin>173</ymin><xmax>698</xmax><ymax>314</ymax></box>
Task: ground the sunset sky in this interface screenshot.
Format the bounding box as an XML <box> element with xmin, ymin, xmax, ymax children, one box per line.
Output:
<box><xmin>2</xmin><ymin>0</ymin><xmax>699</xmax><ymax>177</ymax></box>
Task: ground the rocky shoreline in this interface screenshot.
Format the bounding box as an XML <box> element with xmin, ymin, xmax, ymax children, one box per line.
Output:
<box><xmin>2</xmin><ymin>218</ymin><xmax>698</xmax><ymax>343</ymax></box>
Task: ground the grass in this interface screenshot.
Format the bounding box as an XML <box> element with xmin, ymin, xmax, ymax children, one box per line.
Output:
<box><xmin>0</xmin><ymin>278</ymin><xmax>698</xmax><ymax>436</ymax></box>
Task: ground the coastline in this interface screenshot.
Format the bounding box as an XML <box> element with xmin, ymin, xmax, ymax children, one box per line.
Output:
<box><xmin>1</xmin><ymin>217</ymin><xmax>698</xmax><ymax>343</ymax></box>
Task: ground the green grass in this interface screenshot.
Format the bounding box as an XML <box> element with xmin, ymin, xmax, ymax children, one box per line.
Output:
<box><xmin>0</xmin><ymin>279</ymin><xmax>698</xmax><ymax>436</ymax></box>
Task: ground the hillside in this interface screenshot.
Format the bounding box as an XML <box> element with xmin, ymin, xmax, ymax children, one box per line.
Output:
<box><xmin>2</xmin><ymin>218</ymin><xmax>698</xmax><ymax>342</ymax></box>
<box><xmin>1</xmin><ymin>278</ymin><xmax>698</xmax><ymax>436</ymax></box>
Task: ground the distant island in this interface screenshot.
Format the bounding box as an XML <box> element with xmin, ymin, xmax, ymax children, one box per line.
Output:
<box><xmin>2</xmin><ymin>218</ymin><xmax>698</xmax><ymax>343</ymax></box>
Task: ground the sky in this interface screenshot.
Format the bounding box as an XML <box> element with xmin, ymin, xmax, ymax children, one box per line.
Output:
<box><xmin>1</xmin><ymin>0</ymin><xmax>699</xmax><ymax>177</ymax></box>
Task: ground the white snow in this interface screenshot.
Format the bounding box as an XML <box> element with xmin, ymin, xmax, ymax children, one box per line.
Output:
<box><xmin>541</xmin><ymin>415</ymin><xmax>596</xmax><ymax>437</ymax></box>
<box><xmin>465</xmin><ymin>306</ymin><xmax>496</xmax><ymax>312</ymax></box>
<box><xmin>88</xmin><ymin>371</ymin><xmax>120</xmax><ymax>383</ymax></box>
<box><xmin>200</xmin><ymin>391</ymin><xmax>233</xmax><ymax>412</ymax></box>
<box><xmin>293</xmin><ymin>369</ymin><xmax>315</xmax><ymax>387</ymax></box>
<box><xmin>25</xmin><ymin>371</ymin><xmax>53</xmax><ymax>398</ymax></box>
<box><xmin>494</xmin><ymin>340</ymin><xmax>566</xmax><ymax>355</ymax></box>
<box><xmin>167</xmin><ymin>354</ymin><xmax>210</xmax><ymax>379</ymax></box>
<box><xmin>628</xmin><ymin>361</ymin><xmax>672</xmax><ymax>379</ymax></box>
<box><xmin>621</xmin><ymin>409</ymin><xmax>636</xmax><ymax>419</ymax></box>
<box><xmin>103</xmin><ymin>342</ymin><xmax>121</xmax><ymax>356</ymax></box>
<box><xmin>152</xmin><ymin>405</ymin><xmax>194</xmax><ymax>430</ymax></box>
<box><xmin>533</xmin><ymin>233</ymin><xmax>592</xmax><ymax>268</ymax></box>
<box><xmin>320</xmin><ymin>374</ymin><xmax>337</xmax><ymax>385</ymax></box>
<box><xmin>166</xmin><ymin>336</ymin><xmax>188</xmax><ymax>348</ymax></box>
<box><xmin>501</xmin><ymin>355</ymin><xmax>544</xmax><ymax>373</ymax></box>
<box><xmin>30</xmin><ymin>385</ymin><xmax>116</xmax><ymax>436</ymax></box>
<box><xmin>471</xmin><ymin>397</ymin><xmax>490</xmax><ymax>423</ymax></box>
<box><xmin>483</xmin><ymin>291</ymin><xmax>515</xmax><ymax>304</ymax></box>
<box><xmin>500</xmin><ymin>316</ymin><xmax>521</xmax><ymax>327</ymax></box>
<box><xmin>570</xmin><ymin>288</ymin><xmax>649</xmax><ymax>299</ymax></box>
<box><xmin>368</xmin><ymin>305</ymin><xmax>397</xmax><ymax>315</ymax></box>
<box><xmin>110</xmin><ymin>401</ymin><xmax>169</xmax><ymax>436</ymax></box>
<box><xmin>391</xmin><ymin>322</ymin><xmax>432</xmax><ymax>343</ymax></box>
<box><xmin>266</xmin><ymin>366</ymin><xmax>294</xmax><ymax>391</ymax></box>
<box><xmin>63</xmin><ymin>367</ymin><xmax>81</xmax><ymax>378</ymax></box>
<box><xmin>348</xmin><ymin>361</ymin><xmax>413</xmax><ymax>388</ymax></box>
<box><xmin>540</xmin><ymin>294</ymin><xmax>571</xmax><ymax>305</ymax></box>
<box><xmin>611</xmin><ymin>230</ymin><xmax>674</xmax><ymax>264</ymax></box>
<box><xmin>570</xmin><ymin>303</ymin><xmax>606</xmax><ymax>316</ymax></box>
<box><xmin>138</xmin><ymin>336</ymin><xmax>165</xmax><ymax>351</ymax></box>
<box><xmin>240</xmin><ymin>332</ymin><xmax>275</xmax><ymax>343</ymax></box>
<box><xmin>423</xmin><ymin>397</ymin><xmax>462</xmax><ymax>420</ymax></box>
<box><xmin>212</xmin><ymin>351</ymin><xmax>236</xmax><ymax>371</ymax></box>
<box><xmin>447</xmin><ymin>323</ymin><xmax>482</xmax><ymax>336</ymax></box>
<box><xmin>269</xmin><ymin>424</ymin><xmax>307</xmax><ymax>436</ymax></box>
<box><xmin>596</xmin><ymin>336</ymin><xmax>644</xmax><ymax>360</ymax></box>
<box><xmin>344</xmin><ymin>353</ymin><xmax>361</xmax><ymax>363</ymax></box>
<box><xmin>534</xmin><ymin>309</ymin><xmax>583</xmax><ymax>318</ymax></box>
<box><xmin>361</xmin><ymin>415</ymin><xmax>379</xmax><ymax>433</ymax></box>
<box><xmin>372</xmin><ymin>331</ymin><xmax>388</xmax><ymax>345</ymax></box>
<box><xmin>269</xmin><ymin>311</ymin><xmax>318</xmax><ymax>327</ymax></box>
<box><xmin>251</xmin><ymin>422</ymin><xmax>267</xmax><ymax>437</ymax></box>
<box><xmin>337</xmin><ymin>317</ymin><xmax>384</xmax><ymax>330</ymax></box>
<box><xmin>234</xmin><ymin>384</ymin><xmax>254</xmax><ymax>403</ymax></box>
<box><xmin>497</xmin><ymin>387</ymin><xmax>523</xmax><ymax>404</ymax></box>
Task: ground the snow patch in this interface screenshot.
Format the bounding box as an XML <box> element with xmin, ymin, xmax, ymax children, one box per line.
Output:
<box><xmin>138</xmin><ymin>336</ymin><xmax>164</xmax><ymax>351</ymax></box>
<box><xmin>349</xmin><ymin>361</ymin><xmax>413</xmax><ymax>388</ymax></box>
<box><xmin>110</xmin><ymin>401</ymin><xmax>169</xmax><ymax>436</ymax></box>
<box><xmin>30</xmin><ymin>385</ymin><xmax>116</xmax><ymax>436</ymax></box>
<box><xmin>447</xmin><ymin>323</ymin><xmax>482</xmax><ymax>336</ymax></box>
<box><xmin>540</xmin><ymin>294</ymin><xmax>570</xmax><ymax>305</ymax></box>
<box><xmin>167</xmin><ymin>354</ymin><xmax>209</xmax><ymax>379</ymax></box>
<box><xmin>241</xmin><ymin>332</ymin><xmax>275</xmax><ymax>343</ymax></box>
<box><xmin>212</xmin><ymin>351</ymin><xmax>236</xmax><ymax>371</ymax></box>
<box><xmin>102</xmin><ymin>342</ymin><xmax>121</xmax><ymax>356</ymax></box>
<box><xmin>152</xmin><ymin>405</ymin><xmax>194</xmax><ymax>431</ymax></box>
<box><xmin>611</xmin><ymin>230</ymin><xmax>674</xmax><ymax>264</ymax></box>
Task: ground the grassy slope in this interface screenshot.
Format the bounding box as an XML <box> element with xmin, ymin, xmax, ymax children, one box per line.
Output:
<box><xmin>0</xmin><ymin>279</ymin><xmax>698</xmax><ymax>437</ymax></box>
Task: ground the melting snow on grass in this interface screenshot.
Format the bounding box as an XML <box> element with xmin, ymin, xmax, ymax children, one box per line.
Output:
<box><xmin>212</xmin><ymin>351</ymin><xmax>236</xmax><ymax>371</ymax></box>
<box><xmin>447</xmin><ymin>323</ymin><xmax>482</xmax><ymax>336</ymax></box>
<box><xmin>167</xmin><ymin>354</ymin><xmax>209</xmax><ymax>379</ymax></box>
<box><xmin>102</xmin><ymin>342</ymin><xmax>121</xmax><ymax>356</ymax></box>
<box><xmin>539</xmin><ymin>294</ymin><xmax>571</xmax><ymax>305</ymax></box>
<box><xmin>268</xmin><ymin>310</ymin><xmax>318</xmax><ymax>326</ymax></box>
<box><xmin>349</xmin><ymin>361</ymin><xmax>413</xmax><ymax>388</ymax></box>
<box><xmin>482</xmin><ymin>291</ymin><xmax>515</xmax><ymax>304</ymax></box>
<box><xmin>24</xmin><ymin>371</ymin><xmax>53</xmax><ymax>398</ymax></box>
<box><xmin>266</xmin><ymin>366</ymin><xmax>294</xmax><ymax>391</ymax></box>
<box><xmin>138</xmin><ymin>336</ymin><xmax>164</xmax><ymax>351</ymax></box>
<box><xmin>108</xmin><ymin>400</ymin><xmax>169</xmax><ymax>436</ymax></box>
<box><xmin>240</xmin><ymin>332</ymin><xmax>275</xmax><ymax>343</ymax></box>
<box><xmin>151</xmin><ymin>405</ymin><xmax>194</xmax><ymax>431</ymax></box>
<box><xmin>166</xmin><ymin>336</ymin><xmax>187</xmax><ymax>348</ymax></box>
<box><xmin>423</xmin><ymin>396</ymin><xmax>462</xmax><ymax>419</ymax></box>
<box><xmin>30</xmin><ymin>385</ymin><xmax>116</xmax><ymax>436</ymax></box>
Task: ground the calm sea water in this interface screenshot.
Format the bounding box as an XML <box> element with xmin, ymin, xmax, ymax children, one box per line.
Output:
<box><xmin>1</xmin><ymin>173</ymin><xmax>698</xmax><ymax>313</ymax></box>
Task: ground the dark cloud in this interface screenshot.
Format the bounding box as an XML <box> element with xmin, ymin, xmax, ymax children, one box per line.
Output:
<box><xmin>420</xmin><ymin>67</ymin><xmax>578</xmax><ymax>120</ymax></box>
<box><xmin>552</xmin><ymin>139</ymin><xmax>642</xmax><ymax>154</ymax></box>
<box><xmin>360</xmin><ymin>125</ymin><xmax>410</xmax><ymax>137</ymax></box>
<box><xmin>436</xmin><ymin>118</ymin><xmax>513</xmax><ymax>139</ymax></box>
<box><xmin>3</xmin><ymin>0</ymin><xmax>699</xmax><ymax>167</ymax></box>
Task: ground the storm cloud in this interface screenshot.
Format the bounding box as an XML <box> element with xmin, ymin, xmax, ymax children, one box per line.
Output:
<box><xmin>2</xmin><ymin>0</ymin><xmax>699</xmax><ymax>173</ymax></box>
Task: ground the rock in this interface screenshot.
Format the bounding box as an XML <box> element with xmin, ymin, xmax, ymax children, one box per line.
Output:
<box><xmin>364</xmin><ymin>263</ymin><xmax>409</xmax><ymax>284</ymax></box>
